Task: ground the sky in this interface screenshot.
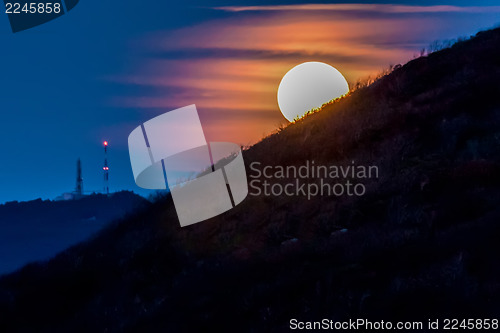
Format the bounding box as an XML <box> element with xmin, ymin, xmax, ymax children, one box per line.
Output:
<box><xmin>0</xmin><ymin>0</ymin><xmax>499</xmax><ymax>203</ymax></box>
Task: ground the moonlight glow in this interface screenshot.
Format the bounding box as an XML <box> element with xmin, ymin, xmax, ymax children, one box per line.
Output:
<box><xmin>277</xmin><ymin>62</ymin><xmax>350</xmax><ymax>122</ymax></box>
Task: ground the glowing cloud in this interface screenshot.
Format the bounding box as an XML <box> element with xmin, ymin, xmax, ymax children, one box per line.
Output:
<box><xmin>109</xmin><ymin>4</ymin><xmax>500</xmax><ymax>144</ymax></box>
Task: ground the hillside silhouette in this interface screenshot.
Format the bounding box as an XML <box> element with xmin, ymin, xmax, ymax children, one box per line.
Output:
<box><xmin>0</xmin><ymin>192</ymin><xmax>148</xmax><ymax>275</ymax></box>
<box><xmin>1</xmin><ymin>27</ymin><xmax>500</xmax><ymax>331</ymax></box>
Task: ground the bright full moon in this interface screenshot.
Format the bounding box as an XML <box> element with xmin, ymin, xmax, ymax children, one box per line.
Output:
<box><xmin>277</xmin><ymin>62</ymin><xmax>350</xmax><ymax>122</ymax></box>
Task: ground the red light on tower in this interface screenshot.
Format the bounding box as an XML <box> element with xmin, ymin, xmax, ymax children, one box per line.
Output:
<box><xmin>104</xmin><ymin>141</ymin><xmax>108</xmax><ymax>146</ymax></box>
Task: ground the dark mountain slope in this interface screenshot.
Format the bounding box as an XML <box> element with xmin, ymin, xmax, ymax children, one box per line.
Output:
<box><xmin>1</xmin><ymin>28</ymin><xmax>500</xmax><ymax>331</ymax></box>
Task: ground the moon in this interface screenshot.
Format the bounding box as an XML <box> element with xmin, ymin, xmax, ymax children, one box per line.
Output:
<box><xmin>277</xmin><ymin>62</ymin><xmax>350</xmax><ymax>122</ymax></box>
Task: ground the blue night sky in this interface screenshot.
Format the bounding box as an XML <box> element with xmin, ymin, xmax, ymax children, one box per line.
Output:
<box><xmin>0</xmin><ymin>0</ymin><xmax>499</xmax><ymax>203</ymax></box>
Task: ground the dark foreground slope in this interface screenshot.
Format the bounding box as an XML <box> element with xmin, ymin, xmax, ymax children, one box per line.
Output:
<box><xmin>1</xmin><ymin>28</ymin><xmax>500</xmax><ymax>332</ymax></box>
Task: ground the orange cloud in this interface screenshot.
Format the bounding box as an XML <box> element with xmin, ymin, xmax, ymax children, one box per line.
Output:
<box><xmin>110</xmin><ymin>4</ymin><xmax>500</xmax><ymax>144</ymax></box>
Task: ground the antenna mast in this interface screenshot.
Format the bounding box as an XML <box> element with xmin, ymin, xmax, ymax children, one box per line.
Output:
<box><xmin>103</xmin><ymin>141</ymin><xmax>109</xmax><ymax>194</ymax></box>
<box><xmin>75</xmin><ymin>158</ymin><xmax>83</xmax><ymax>197</ymax></box>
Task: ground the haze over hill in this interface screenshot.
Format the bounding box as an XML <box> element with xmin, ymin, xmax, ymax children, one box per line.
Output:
<box><xmin>0</xmin><ymin>26</ymin><xmax>500</xmax><ymax>331</ymax></box>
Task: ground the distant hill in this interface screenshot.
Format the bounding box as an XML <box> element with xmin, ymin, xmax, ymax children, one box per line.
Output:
<box><xmin>1</xmin><ymin>27</ymin><xmax>500</xmax><ymax>331</ymax></box>
<box><xmin>0</xmin><ymin>191</ymin><xmax>148</xmax><ymax>275</ymax></box>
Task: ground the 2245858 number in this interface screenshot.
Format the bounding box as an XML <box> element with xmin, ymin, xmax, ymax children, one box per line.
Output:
<box><xmin>443</xmin><ymin>319</ymin><xmax>498</xmax><ymax>330</ymax></box>
<box><xmin>5</xmin><ymin>2</ymin><xmax>61</xmax><ymax>14</ymax></box>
